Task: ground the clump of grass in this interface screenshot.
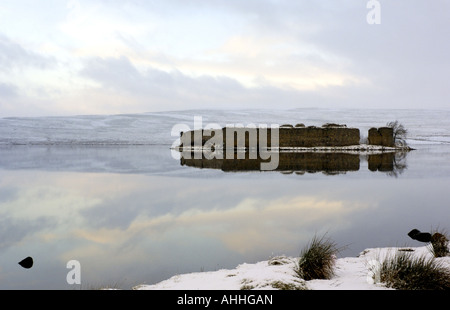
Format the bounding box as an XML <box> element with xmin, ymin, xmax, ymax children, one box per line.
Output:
<box><xmin>240</xmin><ymin>279</ymin><xmax>255</xmax><ymax>290</ymax></box>
<box><xmin>429</xmin><ymin>229</ymin><xmax>449</xmax><ymax>258</ymax></box>
<box><xmin>240</xmin><ymin>278</ymin><xmax>308</xmax><ymax>290</ymax></box>
<box><xmin>269</xmin><ymin>280</ymin><xmax>308</xmax><ymax>290</ymax></box>
<box><xmin>268</xmin><ymin>255</ymin><xmax>292</xmax><ymax>266</ymax></box>
<box><xmin>380</xmin><ymin>250</ymin><xmax>450</xmax><ymax>290</ymax></box>
<box><xmin>295</xmin><ymin>234</ymin><xmax>341</xmax><ymax>280</ymax></box>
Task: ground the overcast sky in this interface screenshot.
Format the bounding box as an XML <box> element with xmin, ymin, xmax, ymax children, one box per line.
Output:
<box><xmin>0</xmin><ymin>0</ymin><xmax>449</xmax><ymax>116</ymax></box>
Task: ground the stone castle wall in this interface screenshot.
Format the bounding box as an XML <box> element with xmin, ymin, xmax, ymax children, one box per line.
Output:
<box><xmin>368</xmin><ymin>127</ymin><xmax>395</xmax><ymax>147</ymax></box>
<box><xmin>180</xmin><ymin>126</ymin><xmax>361</xmax><ymax>148</ymax></box>
<box><xmin>179</xmin><ymin>125</ymin><xmax>396</xmax><ymax>148</ymax></box>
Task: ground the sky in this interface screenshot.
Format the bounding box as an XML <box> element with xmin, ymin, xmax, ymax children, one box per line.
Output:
<box><xmin>0</xmin><ymin>0</ymin><xmax>449</xmax><ymax>117</ymax></box>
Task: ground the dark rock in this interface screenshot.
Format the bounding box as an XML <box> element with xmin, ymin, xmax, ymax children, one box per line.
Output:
<box><xmin>18</xmin><ymin>256</ymin><xmax>33</xmax><ymax>269</ymax></box>
<box><xmin>408</xmin><ymin>229</ymin><xmax>420</xmax><ymax>238</ymax></box>
<box><xmin>407</xmin><ymin>229</ymin><xmax>432</xmax><ymax>242</ymax></box>
<box><xmin>414</xmin><ymin>233</ymin><xmax>432</xmax><ymax>242</ymax></box>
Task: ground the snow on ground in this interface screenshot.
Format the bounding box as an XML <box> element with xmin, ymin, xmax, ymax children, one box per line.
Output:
<box><xmin>133</xmin><ymin>246</ymin><xmax>449</xmax><ymax>290</ymax></box>
<box><xmin>1</xmin><ymin>108</ymin><xmax>450</xmax><ymax>147</ymax></box>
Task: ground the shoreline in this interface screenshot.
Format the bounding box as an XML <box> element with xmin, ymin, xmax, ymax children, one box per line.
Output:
<box><xmin>131</xmin><ymin>245</ymin><xmax>449</xmax><ymax>290</ymax></box>
<box><xmin>174</xmin><ymin>144</ymin><xmax>414</xmax><ymax>153</ymax></box>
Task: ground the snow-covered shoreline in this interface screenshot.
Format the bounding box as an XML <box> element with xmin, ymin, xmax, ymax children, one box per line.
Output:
<box><xmin>132</xmin><ymin>245</ymin><xmax>449</xmax><ymax>290</ymax></box>
<box><xmin>174</xmin><ymin>144</ymin><xmax>413</xmax><ymax>155</ymax></box>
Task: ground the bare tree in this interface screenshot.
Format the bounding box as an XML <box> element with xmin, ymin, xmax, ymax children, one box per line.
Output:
<box><xmin>387</xmin><ymin>120</ymin><xmax>408</xmax><ymax>147</ymax></box>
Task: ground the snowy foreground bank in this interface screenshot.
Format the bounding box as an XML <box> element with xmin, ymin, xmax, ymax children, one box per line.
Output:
<box><xmin>132</xmin><ymin>246</ymin><xmax>449</xmax><ymax>290</ymax></box>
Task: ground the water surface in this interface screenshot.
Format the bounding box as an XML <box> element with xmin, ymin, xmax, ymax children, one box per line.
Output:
<box><xmin>0</xmin><ymin>108</ymin><xmax>449</xmax><ymax>289</ymax></box>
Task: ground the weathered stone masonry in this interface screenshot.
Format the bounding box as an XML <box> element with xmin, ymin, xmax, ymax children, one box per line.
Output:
<box><xmin>180</xmin><ymin>125</ymin><xmax>362</xmax><ymax>148</ymax></box>
<box><xmin>368</xmin><ymin>127</ymin><xmax>395</xmax><ymax>147</ymax></box>
<box><xmin>179</xmin><ymin>124</ymin><xmax>397</xmax><ymax>149</ymax></box>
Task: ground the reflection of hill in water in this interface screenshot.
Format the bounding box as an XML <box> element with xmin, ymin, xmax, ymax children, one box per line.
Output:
<box><xmin>181</xmin><ymin>151</ymin><xmax>409</xmax><ymax>175</ymax></box>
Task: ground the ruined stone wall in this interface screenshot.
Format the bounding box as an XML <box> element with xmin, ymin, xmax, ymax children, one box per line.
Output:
<box><xmin>179</xmin><ymin>126</ymin><xmax>361</xmax><ymax>148</ymax></box>
<box><xmin>368</xmin><ymin>127</ymin><xmax>394</xmax><ymax>147</ymax></box>
<box><xmin>277</xmin><ymin>127</ymin><xmax>360</xmax><ymax>147</ymax></box>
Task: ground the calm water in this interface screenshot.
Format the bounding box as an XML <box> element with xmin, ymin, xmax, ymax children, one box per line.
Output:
<box><xmin>0</xmin><ymin>109</ymin><xmax>449</xmax><ymax>289</ymax></box>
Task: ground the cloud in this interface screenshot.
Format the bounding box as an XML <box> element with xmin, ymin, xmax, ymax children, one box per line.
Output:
<box><xmin>0</xmin><ymin>1</ymin><xmax>449</xmax><ymax>116</ymax></box>
<box><xmin>0</xmin><ymin>82</ymin><xmax>17</xmax><ymax>98</ymax></box>
<box><xmin>0</xmin><ymin>33</ymin><xmax>56</xmax><ymax>71</ymax></box>
<box><xmin>0</xmin><ymin>34</ymin><xmax>61</xmax><ymax>116</ymax></box>
<box><xmin>80</xmin><ymin>56</ymin><xmax>252</xmax><ymax>110</ymax></box>
<box><xmin>77</xmin><ymin>54</ymin><xmax>379</xmax><ymax>113</ymax></box>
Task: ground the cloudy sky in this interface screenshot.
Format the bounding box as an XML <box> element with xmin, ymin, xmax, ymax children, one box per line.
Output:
<box><xmin>0</xmin><ymin>0</ymin><xmax>449</xmax><ymax>117</ymax></box>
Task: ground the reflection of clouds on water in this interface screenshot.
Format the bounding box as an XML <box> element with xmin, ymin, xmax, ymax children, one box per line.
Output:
<box><xmin>0</xmin><ymin>172</ymin><xmax>101</xmax><ymax>221</ymax></box>
<box><xmin>0</xmin><ymin>217</ymin><xmax>54</xmax><ymax>250</ymax></box>
<box><xmin>171</xmin><ymin>195</ymin><xmax>369</xmax><ymax>255</ymax></box>
<box><xmin>0</xmin><ymin>186</ymin><xmax>19</xmax><ymax>203</ymax></box>
<box><xmin>51</xmin><ymin>185</ymin><xmax>371</xmax><ymax>283</ymax></box>
<box><xmin>0</xmin><ymin>170</ymin><xmax>370</xmax><ymax>260</ymax></box>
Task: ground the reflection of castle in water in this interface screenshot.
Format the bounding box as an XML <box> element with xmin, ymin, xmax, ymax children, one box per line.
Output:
<box><xmin>367</xmin><ymin>152</ymin><xmax>408</xmax><ymax>177</ymax></box>
<box><xmin>177</xmin><ymin>122</ymin><xmax>412</xmax><ymax>176</ymax></box>
<box><xmin>180</xmin><ymin>151</ymin><xmax>409</xmax><ymax>176</ymax></box>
